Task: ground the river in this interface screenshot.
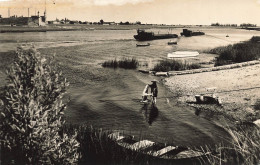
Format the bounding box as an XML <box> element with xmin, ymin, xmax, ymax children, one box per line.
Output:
<box><xmin>1</xmin><ymin>27</ymin><xmax>260</xmax><ymax>148</ymax></box>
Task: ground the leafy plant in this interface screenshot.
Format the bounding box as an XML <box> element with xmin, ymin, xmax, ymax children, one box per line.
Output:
<box><xmin>0</xmin><ymin>47</ymin><xmax>79</xmax><ymax>165</ymax></box>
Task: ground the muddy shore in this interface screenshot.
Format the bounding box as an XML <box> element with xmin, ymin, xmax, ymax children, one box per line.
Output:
<box><xmin>164</xmin><ymin>63</ymin><xmax>260</xmax><ymax>123</ymax></box>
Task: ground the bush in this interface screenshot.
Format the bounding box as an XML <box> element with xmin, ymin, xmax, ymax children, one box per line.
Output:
<box><xmin>208</xmin><ymin>36</ymin><xmax>260</xmax><ymax>66</ymax></box>
<box><xmin>102</xmin><ymin>58</ymin><xmax>139</xmax><ymax>69</ymax></box>
<box><xmin>0</xmin><ymin>47</ymin><xmax>79</xmax><ymax>165</ymax></box>
<box><xmin>254</xmin><ymin>99</ymin><xmax>260</xmax><ymax>111</ymax></box>
<box><xmin>250</xmin><ymin>36</ymin><xmax>260</xmax><ymax>43</ymax></box>
<box><xmin>153</xmin><ymin>60</ymin><xmax>200</xmax><ymax>72</ymax></box>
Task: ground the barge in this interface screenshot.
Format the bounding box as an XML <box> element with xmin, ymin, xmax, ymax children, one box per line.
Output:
<box><xmin>180</xmin><ymin>29</ymin><xmax>205</xmax><ymax>37</ymax></box>
<box><xmin>134</xmin><ymin>29</ymin><xmax>178</xmax><ymax>41</ymax></box>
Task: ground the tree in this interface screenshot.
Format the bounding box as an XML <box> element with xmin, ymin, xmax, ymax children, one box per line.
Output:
<box><xmin>0</xmin><ymin>47</ymin><xmax>79</xmax><ymax>165</ymax></box>
<box><xmin>100</xmin><ymin>19</ymin><xmax>104</xmax><ymax>25</ymax></box>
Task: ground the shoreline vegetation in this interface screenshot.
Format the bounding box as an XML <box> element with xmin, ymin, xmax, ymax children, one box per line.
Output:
<box><xmin>0</xmin><ymin>34</ymin><xmax>260</xmax><ymax>164</ymax></box>
<box><xmin>1</xmin><ymin>24</ymin><xmax>258</xmax><ymax>33</ymax></box>
<box><xmin>209</xmin><ymin>36</ymin><xmax>260</xmax><ymax>66</ymax></box>
<box><xmin>153</xmin><ymin>60</ymin><xmax>201</xmax><ymax>72</ymax></box>
<box><xmin>102</xmin><ymin>58</ymin><xmax>139</xmax><ymax>69</ymax></box>
<box><xmin>0</xmin><ymin>24</ymin><xmax>188</xmax><ymax>33</ymax></box>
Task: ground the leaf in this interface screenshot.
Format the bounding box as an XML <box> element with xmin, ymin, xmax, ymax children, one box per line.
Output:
<box><xmin>1</xmin><ymin>112</ymin><xmax>6</xmax><ymax>118</ymax></box>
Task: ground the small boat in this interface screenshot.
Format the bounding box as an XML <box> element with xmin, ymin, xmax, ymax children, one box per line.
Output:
<box><xmin>167</xmin><ymin>51</ymin><xmax>199</xmax><ymax>58</ymax></box>
<box><xmin>168</xmin><ymin>41</ymin><xmax>177</xmax><ymax>45</ymax></box>
<box><xmin>136</xmin><ymin>43</ymin><xmax>150</xmax><ymax>47</ymax></box>
<box><xmin>108</xmin><ymin>132</ymin><xmax>209</xmax><ymax>160</ymax></box>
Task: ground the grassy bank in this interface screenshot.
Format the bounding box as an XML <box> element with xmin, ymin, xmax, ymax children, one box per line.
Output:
<box><xmin>153</xmin><ymin>59</ymin><xmax>200</xmax><ymax>72</ymax></box>
<box><xmin>102</xmin><ymin>58</ymin><xmax>139</xmax><ymax>69</ymax></box>
<box><xmin>208</xmin><ymin>36</ymin><xmax>260</xmax><ymax>66</ymax></box>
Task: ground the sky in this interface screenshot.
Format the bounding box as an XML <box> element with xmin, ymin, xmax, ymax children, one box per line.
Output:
<box><xmin>0</xmin><ymin>0</ymin><xmax>260</xmax><ymax>25</ymax></box>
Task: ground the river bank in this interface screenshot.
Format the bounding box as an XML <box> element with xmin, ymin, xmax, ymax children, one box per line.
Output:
<box><xmin>0</xmin><ymin>24</ymin><xmax>182</xmax><ymax>33</ymax></box>
<box><xmin>164</xmin><ymin>63</ymin><xmax>260</xmax><ymax>123</ymax></box>
<box><xmin>0</xmin><ymin>24</ymin><xmax>248</xmax><ymax>33</ymax></box>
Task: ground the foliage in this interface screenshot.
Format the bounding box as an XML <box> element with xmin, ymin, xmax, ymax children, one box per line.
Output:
<box><xmin>254</xmin><ymin>99</ymin><xmax>260</xmax><ymax>111</ymax></box>
<box><xmin>208</xmin><ymin>36</ymin><xmax>260</xmax><ymax>66</ymax></box>
<box><xmin>102</xmin><ymin>58</ymin><xmax>139</xmax><ymax>69</ymax></box>
<box><xmin>0</xmin><ymin>47</ymin><xmax>79</xmax><ymax>165</ymax></box>
<box><xmin>203</xmin><ymin>125</ymin><xmax>260</xmax><ymax>165</ymax></box>
<box><xmin>153</xmin><ymin>59</ymin><xmax>200</xmax><ymax>72</ymax></box>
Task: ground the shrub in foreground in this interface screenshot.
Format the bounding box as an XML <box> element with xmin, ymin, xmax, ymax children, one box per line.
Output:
<box><xmin>153</xmin><ymin>59</ymin><xmax>200</xmax><ymax>72</ymax></box>
<box><xmin>0</xmin><ymin>47</ymin><xmax>79</xmax><ymax>165</ymax></box>
<box><xmin>102</xmin><ymin>58</ymin><xmax>139</xmax><ymax>69</ymax></box>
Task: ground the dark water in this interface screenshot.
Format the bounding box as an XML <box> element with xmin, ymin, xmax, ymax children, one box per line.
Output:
<box><xmin>2</xmin><ymin>28</ymin><xmax>260</xmax><ymax>147</ymax></box>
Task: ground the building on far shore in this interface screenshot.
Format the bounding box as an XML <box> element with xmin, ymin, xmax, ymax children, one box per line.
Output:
<box><xmin>0</xmin><ymin>11</ymin><xmax>46</xmax><ymax>26</ymax></box>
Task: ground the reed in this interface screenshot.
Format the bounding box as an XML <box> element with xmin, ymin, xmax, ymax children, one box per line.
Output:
<box><xmin>208</xmin><ymin>36</ymin><xmax>260</xmax><ymax>66</ymax></box>
<box><xmin>153</xmin><ymin>59</ymin><xmax>200</xmax><ymax>72</ymax></box>
<box><xmin>102</xmin><ymin>58</ymin><xmax>139</xmax><ymax>69</ymax></box>
<box><xmin>203</xmin><ymin>125</ymin><xmax>260</xmax><ymax>165</ymax></box>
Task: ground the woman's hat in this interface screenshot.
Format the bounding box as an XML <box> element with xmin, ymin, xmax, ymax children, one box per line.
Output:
<box><xmin>151</xmin><ymin>79</ymin><xmax>157</xmax><ymax>82</ymax></box>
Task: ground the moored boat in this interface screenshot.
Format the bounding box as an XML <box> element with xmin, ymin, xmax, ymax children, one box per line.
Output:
<box><xmin>108</xmin><ymin>132</ymin><xmax>209</xmax><ymax>160</ymax></box>
<box><xmin>167</xmin><ymin>51</ymin><xmax>199</xmax><ymax>58</ymax></box>
<box><xmin>134</xmin><ymin>29</ymin><xmax>178</xmax><ymax>41</ymax></box>
<box><xmin>180</xmin><ymin>29</ymin><xmax>205</xmax><ymax>37</ymax></box>
<box><xmin>168</xmin><ymin>41</ymin><xmax>177</xmax><ymax>45</ymax></box>
<box><xmin>136</xmin><ymin>43</ymin><xmax>150</xmax><ymax>47</ymax></box>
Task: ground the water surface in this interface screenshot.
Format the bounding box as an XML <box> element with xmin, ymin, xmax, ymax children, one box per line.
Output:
<box><xmin>1</xmin><ymin>27</ymin><xmax>260</xmax><ymax>147</ymax></box>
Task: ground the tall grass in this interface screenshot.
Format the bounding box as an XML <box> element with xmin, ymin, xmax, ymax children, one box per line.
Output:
<box><xmin>102</xmin><ymin>58</ymin><xmax>139</xmax><ymax>69</ymax></box>
<box><xmin>153</xmin><ymin>59</ymin><xmax>200</xmax><ymax>72</ymax></box>
<box><xmin>204</xmin><ymin>125</ymin><xmax>260</xmax><ymax>165</ymax></box>
<box><xmin>208</xmin><ymin>36</ymin><xmax>260</xmax><ymax>66</ymax></box>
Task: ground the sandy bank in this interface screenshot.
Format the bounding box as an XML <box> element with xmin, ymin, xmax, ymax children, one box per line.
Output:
<box><xmin>164</xmin><ymin>64</ymin><xmax>260</xmax><ymax>122</ymax></box>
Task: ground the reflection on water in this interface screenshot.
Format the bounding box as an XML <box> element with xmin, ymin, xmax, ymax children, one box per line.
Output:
<box><xmin>140</xmin><ymin>103</ymin><xmax>159</xmax><ymax>125</ymax></box>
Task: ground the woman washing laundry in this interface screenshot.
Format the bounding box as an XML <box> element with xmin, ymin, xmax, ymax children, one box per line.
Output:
<box><xmin>150</xmin><ymin>80</ymin><xmax>158</xmax><ymax>104</ymax></box>
<box><xmin>141</xmin><ymin>84</ymin><xmax>152</xmax><ymax>103</ymax></box>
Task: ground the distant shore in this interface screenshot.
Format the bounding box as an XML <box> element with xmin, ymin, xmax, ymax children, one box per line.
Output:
<box><xmin>0</xmin><ymin>24</ymin><xmax>242</xmax><ymax>33</ymax></box>
<box><xmin>0</xmin><ymin>24</ymin><xmax>168</xmax><ymax>33</ymax></box>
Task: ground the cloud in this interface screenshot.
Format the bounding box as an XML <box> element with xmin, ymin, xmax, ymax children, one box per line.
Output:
<box><xmin>92</xmin><ymin>0</ymin><xmax>154</xmax><ymax>6</ymax></box>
